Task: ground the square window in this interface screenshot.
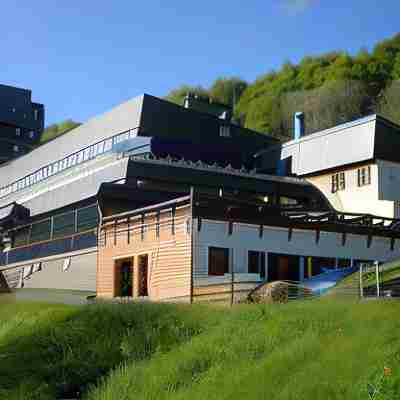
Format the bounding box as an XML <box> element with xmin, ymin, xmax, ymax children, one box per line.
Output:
<box><xmin>208</xmin><ymin>247</ymin><xmax>229</xmax><ymax>276</ymax></box>
<box><xmin>15</xmin><ymin>128</ymin><xmax>21</xmax><ymax>136</ymax></box>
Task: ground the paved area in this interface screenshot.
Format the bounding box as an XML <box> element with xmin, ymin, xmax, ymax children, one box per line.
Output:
<box><xmin>0</xmin><ymin>288</ymin><xmax>95</xmax><ymax>305</ymax></box>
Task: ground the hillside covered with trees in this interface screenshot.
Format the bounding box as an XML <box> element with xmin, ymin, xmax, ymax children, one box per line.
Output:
<box><xmin>166</xmin><ymin>33</ymin><xmax>400</xmax><ymax>140</ymax></box>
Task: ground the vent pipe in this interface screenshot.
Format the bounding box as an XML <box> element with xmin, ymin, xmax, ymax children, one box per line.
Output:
<box><xmin>294</xmin><ymin>112</ymin><xmax>305</xmax><ymax>140</ymax></box>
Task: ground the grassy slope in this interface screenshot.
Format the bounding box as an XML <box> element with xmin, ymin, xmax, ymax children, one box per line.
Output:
<box><xmin>1</xmin><ymin>299</ymin><xmax>400</xmax><ymax>400</ymax></box>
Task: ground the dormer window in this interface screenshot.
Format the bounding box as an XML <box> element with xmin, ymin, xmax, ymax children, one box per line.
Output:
<box><xmin>219</xmin><ymin>125</ymin><xmax>231</xmax><ymax>138</ymax></box>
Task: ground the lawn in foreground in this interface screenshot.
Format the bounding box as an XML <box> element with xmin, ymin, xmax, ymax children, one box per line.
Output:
<box><xmin>1</xmin><ymin>298</ymin><xmax>400</xmax><ymax>400</ymax></box>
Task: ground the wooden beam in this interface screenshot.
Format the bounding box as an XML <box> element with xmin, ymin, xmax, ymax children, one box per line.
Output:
<box><xmin>156</xmin><ymin>211</ymin><xmax>160</xmax><ymax>238</ymax></box>
<box><xmin>114</xmin><ymin>219</ymin><xmax>117</xmax><ymax>245</ymax></box>
<box><xmin>127</xmin><ymin>217</ymin><xmax>131</xmax><ymax>244</ymax></box>
<box><xmin>171</xmin><ymin>206</ymin><xmax>176</xmax><ymax>235</ymax></box>
<box><xmin>197</xmin><ymin>217</ymin><xmax>202</xmax><ymax>232</ymax></box>
<box><xmin>141</xmin><ymin>213</ymin><xmax>145</xmax><ymax>240</ymax></box>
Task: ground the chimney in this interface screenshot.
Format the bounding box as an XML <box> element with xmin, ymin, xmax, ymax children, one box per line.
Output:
<box><xmin>294</xmin><ymin>112</ymin><xmax>305</xmax><ymax>140</ymax></box>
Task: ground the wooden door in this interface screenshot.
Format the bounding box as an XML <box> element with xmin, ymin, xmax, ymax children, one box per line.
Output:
<box><xmin>277</xmin><ymin>257</ymin><xmax>289</xmax><ymax>280</ymax></box>
<box><xmin>138</xmin><ymin>254</ymin><xmax>149</xmax><ymax>297</ymax></box>
<box><xmin>114</xmin><ymin>259</ymin><xmax>133</xmax><ymax>297</ymax></box>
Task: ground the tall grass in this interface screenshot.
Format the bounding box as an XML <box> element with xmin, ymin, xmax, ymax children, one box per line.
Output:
<box><xmin>1</xmin><ymin>299</ymin><xmax>400</xmax><ymax>399</ymax></box>
<box><xmin>0</xmin><ymin>301</ymin><xmax>219</xmax><ymax>399</ymax></box>
<box><xmin>86</xmin><ymin>300</ymin><xmax>400</xmax><ymax>400</ymax></box>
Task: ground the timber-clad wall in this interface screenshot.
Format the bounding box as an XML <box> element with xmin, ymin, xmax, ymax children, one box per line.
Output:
<box><xmin>97</xmin><ymin>205</ymin><xmax>192</xmax><ymax>301</ymax></box>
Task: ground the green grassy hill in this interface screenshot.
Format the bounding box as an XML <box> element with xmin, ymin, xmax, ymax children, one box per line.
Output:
<box><xmin>1</xmin><ymin>298</ymin><xmax>400</xmax><ymax>399</ymax></box>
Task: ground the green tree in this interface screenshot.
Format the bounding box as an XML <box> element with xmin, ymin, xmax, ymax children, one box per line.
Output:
<box><xmin>208</xmin><ymin>77</ymin><xmax>248</xmax><ymax>107</ymax></box>
<box><xmin>165</xmin><ymin>85</ymin><xmax>209</xmax><ymax>106</ymax></box>
<box><xmin>376</xmin><ymin>80</ymin><xmax>400</xmax><ymax>123</ymax></box>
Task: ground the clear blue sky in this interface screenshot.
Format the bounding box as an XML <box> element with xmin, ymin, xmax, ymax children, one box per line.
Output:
<box><xmin>1</xmin><ymin>0</ymin><xmax>398</xmax><ymax>126</ymax></box>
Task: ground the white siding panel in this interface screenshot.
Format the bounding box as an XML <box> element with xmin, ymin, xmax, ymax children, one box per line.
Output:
<box><xmin>283</xmin><ymin>119</ymin><xmax>376</xmax><ymax>176</ymax></box>
<box><xmin>194</xmin><ymin>219</ymin><xmax>400</xmax><ymax>281</ymax></box>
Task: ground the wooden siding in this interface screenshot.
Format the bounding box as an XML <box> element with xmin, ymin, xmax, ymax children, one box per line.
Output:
<box><xmin>97</xmin><ymin>205</ymin><xmax>192</xmax><ymax>302</ymax></box>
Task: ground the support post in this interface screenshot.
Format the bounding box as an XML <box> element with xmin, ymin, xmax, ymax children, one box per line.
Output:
<box><xmin>307</xmin><ymin>257</ymin><xmax>312</xmax><ymax>278</ymax></box>
<box><xmin>230</xmin><ymin>248</ymin><xmax>234</xmax><ymax>306</ymax></box>
<box><xmin>299</xmin><ymin>257</ymin><xmax>305</xmax><ymax>282</ymax></box>
<box><xmin>375</xmin><ymin>261</ymin><xmax>380</xmax><ymax>298</ymax></box>
<box><xmin>189</xmin><ymin>187</ymin><xmax>194</xmax><ymax>304</ymax></box>
<box><xmin>114</xmin><ymin>219</ymin><xmax>117</xmax><ymax>245</ymax></box>
<box><xmin>359</xmin><ymin>264</ymin><xmax>364</xmax><ymax>299</ymax></box>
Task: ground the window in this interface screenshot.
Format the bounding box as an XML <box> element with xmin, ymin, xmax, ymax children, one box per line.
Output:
<box><xmin>30</xmin><ymin>219</ymin><xmax>51</xmax><ymax>243</ymax></box>
<box><xmin>208</xmin><ymin>247</ymin><xmax>229</xmax><ymax>276</ymax></box>
<box><xmin>77</xmin><ymin>205</ymin><xmax>98</xmax><ymax>232</ymax></box>
<box><xmin>28</xmin><ymin>131</ymin><xmax>35</xmax><ymax>139</ymax></box>
<box><xmin>13</xmin><ymin>145</ymin><xmax>19</xmax><ymax>153</ymax></box>
<box><xmin>34</xmin><ymin>109</ymin><xmax>39</xmax><ymax>121</ymax></box>
<box><xmin>331</xmin><ymin>172</ymin><xmax>345</xmax><ymax>193</ymax></box>
<box><xmin>357</xmin><ymin>166</ymin><xmax>371</xmax><ymax>187</ymax></box>
<box><xmin>219</xmin><ymin>125</ymin><xmax>231</xmax><ymax>138</ymax></box>
<box><xmin>248</xmin><ymin>251</ymin><xmax>266</xmax><ymax>277</ymax></box>
<box><xmin>15</xmin><ymin>128</ymin><xmax>21</xmax><ymax>136</ymax></box>
<box><xmin>53</xmin><ymin>211</ymin><xmax>75</xmax><ymax>239</ymax></box>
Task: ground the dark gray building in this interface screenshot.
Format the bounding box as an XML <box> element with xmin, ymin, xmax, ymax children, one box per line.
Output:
<box><xmin>0</xmin><ymin>84</ymin><xmax>44</xmax><ymax>163</ymax></box>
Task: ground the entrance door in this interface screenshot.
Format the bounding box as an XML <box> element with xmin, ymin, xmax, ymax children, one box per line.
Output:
<box><xmin>277</xmin><ymin>257</ymin><xmax>289</xmax><ymax>280</ymax></box>
<box><xmin>115</xmin><ymin>259</ymin><xmax>133</xmax><ymax>297</ymax></box>
<box><xmin>138</xmin><ymin>254</ymin><xmax>149</xmax><ymax>297</ymax></box>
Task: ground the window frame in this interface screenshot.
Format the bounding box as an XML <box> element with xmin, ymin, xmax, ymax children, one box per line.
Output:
<box><xmin>357</xmin><ymin>166</ymin><xmax>371</xmax><ymax>187</ymax></box>
<box><xmin>331</xmin><ymin>172</ymin><xmax>345</xmax><ymax>193</ymax></box>
<box><xmin>208</xmin><ymin>246</ymin><xmax>230</xmax><ymax>276</ymax></box>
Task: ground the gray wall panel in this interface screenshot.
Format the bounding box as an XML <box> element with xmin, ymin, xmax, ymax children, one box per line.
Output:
<box><xmin>23</xmin><ymin>252</ymin><xmax>97</xmax><ymax>291</ymax></box>
<box><xmin>0</xmin><ymin>95</ymin><xmax>143</xmax><ymax>187</ymax></box>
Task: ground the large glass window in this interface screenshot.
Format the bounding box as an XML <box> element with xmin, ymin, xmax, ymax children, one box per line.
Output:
<box><xmin>77</xmin><ymin>205</ymin><xmax>98</xmax><ymax>232</ymax></box>
<box><xmin>208</xmin><ymin>247</ymin><xmax>230</xmax><ymax>276</ymax></box>
<box><xmin>53</xmin><ymin>211</ymin><xmax>75</xmax><ymax>239</ymax></box>
<box><xmin>30</xmin><ymin>219</ymin><xmax>51</xmax><ymax>243</ymax></box>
